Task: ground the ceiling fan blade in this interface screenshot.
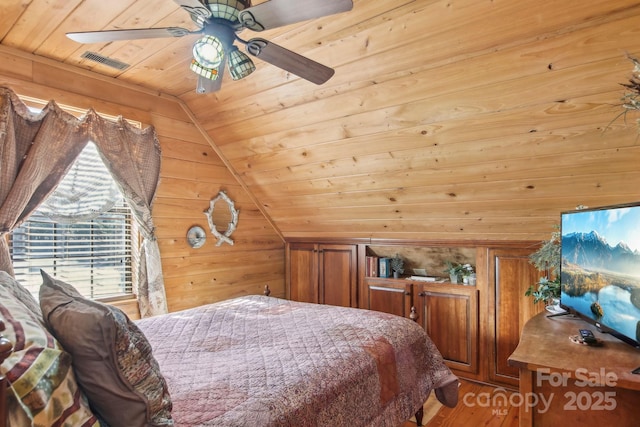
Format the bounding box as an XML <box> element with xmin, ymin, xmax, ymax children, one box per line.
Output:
<box><xmin>195</xmin><ymin>60</ymin><xmax>225</xmax><ymax>94</ymax></box>
<box><xmin>239</xmin><ymin>0</ymin><xmax>353</xmax><ymax>31</ymax></box>
<box><xmin>173</xmin><ymin>0</ymin><xmax>212</xmax><ymax>20</ymax></box>
<box><xmin>245</xmin><ymin>38</ymin><xmax>334</xmax><ymax>85</ymax></box>
<box><xmin>66</xmin><ymin>27</ymin><xmax>193</xmax><ymax>44</ymax></box>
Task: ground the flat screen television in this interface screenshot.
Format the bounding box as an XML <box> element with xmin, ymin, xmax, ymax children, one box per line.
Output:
<box><xmin>560</xmin><ymin>202</ymin><xmax>640</xmax><ymax>348</ymax></box>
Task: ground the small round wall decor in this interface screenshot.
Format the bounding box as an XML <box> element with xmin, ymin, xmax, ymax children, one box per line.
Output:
<box><xmin>186</xmin><ymin>225</ymin><xmax>207</xmax><ymax>249</ymax></box>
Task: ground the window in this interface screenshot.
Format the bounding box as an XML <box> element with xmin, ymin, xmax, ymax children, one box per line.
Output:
<box><xmin>10</xmin><ymin>143</ymin><xmax>137</xmax><ymax>301</ymax></box>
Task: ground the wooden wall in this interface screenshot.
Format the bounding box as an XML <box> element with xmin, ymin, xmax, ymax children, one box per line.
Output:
<box><xmin>0</xmin><ymin>45</ymin><xmax>285</xmax><ymax>314</ymax></box>
<box><xmin>3</xmin><ymin>0</ymin><xmax>640</xmax><ymax>312</ymax></box>
<box><xmin>180</xmin><ymin>0</ymin><xmax>640</xmax><ymax>243</ymax></box>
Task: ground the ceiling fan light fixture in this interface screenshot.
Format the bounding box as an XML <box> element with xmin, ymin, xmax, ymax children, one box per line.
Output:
<box><xmin>228</xmin><ymin>46</ymin><xmax>255</xmax><ymax>80</ymax></box>
<box><xmin>67</xmin><ymin>0</ymin><xmax>353</xmax><ymax>93</ymax></box>
<box><xmin>190</xmin><ymin>59</ymin><xmax>219</xmax><ymax>80</ymax></box>
<box><xmin>193</xmin><ymin>35</ymin><xmax>225</xmax><ymax>69</ymax></box>
<box><xmin>206</xmin><ymin>0</ymin><xmax>246</xmax><ymax>23</ymax></box>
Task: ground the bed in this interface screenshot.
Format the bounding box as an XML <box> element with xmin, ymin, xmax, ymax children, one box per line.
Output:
<box><xmin>0</xmin><ymin>271</ymin><xmax>459</xmax><ymax>427</ymax></box>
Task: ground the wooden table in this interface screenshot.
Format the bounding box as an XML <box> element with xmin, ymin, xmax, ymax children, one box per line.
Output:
<box><xmin>508</xmin><ymin>312</ymin><xmax>640</xmax><ymax>427</ymax></box>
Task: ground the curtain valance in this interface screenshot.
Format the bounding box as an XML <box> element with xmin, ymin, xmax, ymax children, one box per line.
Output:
<box><xmin>0</xmin><ymin>86</ymin><xmax>167</xmax><ymax>316</ymax></box>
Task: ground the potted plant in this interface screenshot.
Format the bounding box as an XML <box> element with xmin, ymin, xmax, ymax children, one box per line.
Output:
<box><xmin>525</xmin><ymin>229</ymin><xmax>561</xmax><ymax>305</ymax></box>
<box><xmin>390</xmin><ymin>254</ymin><xmax>404</xmax><ymax>278</ymax></box>
<box><xmin>525</xmin><ymin>277</ymin><xmax>560</xmax><ymax>305</ymax></box>
<box><xmin>444</xmin><ymin>261</ymin><xmax>464</xmax><ymax>284</ymax></box>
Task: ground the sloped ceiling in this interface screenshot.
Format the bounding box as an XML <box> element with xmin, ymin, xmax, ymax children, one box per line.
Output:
<box><xmin>3</xmin><ymin>0</ymin><xmax>640</xmax><ymax>241</ymax></box>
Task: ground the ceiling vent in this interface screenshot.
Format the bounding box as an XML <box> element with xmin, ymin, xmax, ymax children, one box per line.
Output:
<box><xmin>80</xmin><ymin>51</ymin><xmax>130</xmax><ymax>70</ymax></box>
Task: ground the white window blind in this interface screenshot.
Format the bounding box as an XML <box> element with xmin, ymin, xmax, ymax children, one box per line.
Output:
<box><xmin>10</xmin><ymin>145</ymin><xmax>136</xmax><ymax>300</ymax></box>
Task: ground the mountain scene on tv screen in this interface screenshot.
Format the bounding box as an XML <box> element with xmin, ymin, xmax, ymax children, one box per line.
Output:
<box><xmin>561</xmin><ymin>230</ymin><xmax>640</xmax><ymax>343</ymax></box>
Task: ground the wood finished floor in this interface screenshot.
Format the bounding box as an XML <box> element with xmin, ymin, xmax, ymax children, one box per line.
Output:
<box><xmin>400</xmin><ymin>379</ymin><xmax>519</xmax><ymax>427</ymax></box>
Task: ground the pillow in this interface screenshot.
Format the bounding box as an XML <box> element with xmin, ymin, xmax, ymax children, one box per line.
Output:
<box><xmin>39</xmin><ymin>270</ymin><xmax>173</xmax><ymax>427</ymax></box>
<box><xmin>0</xmin><ymin>283</ymin><xmax>99</xmax><ymax>426</ymax></box>
<box><xmin>0</xmin><ymin>270</ymin><xmax>42</xmax><ymax>317</ymax></box>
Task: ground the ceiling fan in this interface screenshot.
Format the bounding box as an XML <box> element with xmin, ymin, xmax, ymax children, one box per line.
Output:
<box><xmin>66</xmin><ymin>0</ymin><xmax>353</xmax><ymax>93</ymax></box>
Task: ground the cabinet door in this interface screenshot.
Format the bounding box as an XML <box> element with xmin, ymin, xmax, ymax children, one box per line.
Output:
<box><xmin>489</xmin><ymin>248</ymin><xmax>543</xmax><ymax>386</ymax></box>
<box><xmin>319</xmin><ymin>244</ymin><xmax>357</xmax><ymax>307</ymax></box>
<box><xmin>416</xmin><ymin>284</ymin><xmax>479</xmax><ymax>374</ymax></box>
<box><xmin>362</xmin><ymin>278</ymin><xmax>413</xmax><ymax>318</ymax></box>
<box><xmin>288</xmin><ymin>243</ymin><xmax>319</xmax><ymax>303</ymax></box>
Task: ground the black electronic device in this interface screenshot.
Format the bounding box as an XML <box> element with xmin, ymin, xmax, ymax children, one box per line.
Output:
<box><xmin>579</xmin><ymin>329</ymin><xmax>597</xmax><ymax>344</ymax></box>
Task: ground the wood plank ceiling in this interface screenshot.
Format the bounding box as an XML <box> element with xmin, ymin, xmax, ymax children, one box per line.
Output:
<box><xmin>2</xmin><ymin>0</ymin><xmax>640</xmax><ymax>242</ymax></box>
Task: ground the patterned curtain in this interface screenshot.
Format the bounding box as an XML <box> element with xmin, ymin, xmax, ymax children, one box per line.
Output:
<box><xmin>0</xmin><ymin>86</ymin><xmax>167</xmax><ymax>317</ymax></box>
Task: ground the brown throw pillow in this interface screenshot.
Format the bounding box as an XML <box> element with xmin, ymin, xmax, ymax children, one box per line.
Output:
<box><xmin>39</xmin><ymin>270</ymin><xmax>173</xmax><ymax>427</ymax></box>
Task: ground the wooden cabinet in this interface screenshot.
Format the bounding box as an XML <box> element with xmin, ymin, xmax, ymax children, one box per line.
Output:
<box><xmin>361</xmin><ymin>275</ymin><xmax>479</xmax><ymax>376</ymax></box>
<box><xmin>415</xmin><ymin>283</ymin><xmax>479</xmax><ymax>375</ymax></box>
<box><xmin>361</xmin><ymin>277</ymin><xmax>413</xmax><ymax>318</ymax></box>
<box><xmin>287</xmin><ymin>239</ymin><xmax>543</xmax><ymax>387</ymax></box>
<box><xmin>288</xmin><ymin>242</ymin><xmax>318</xmax><ymax>303</ymax></box>
<box><xmin>287</xmin><ymin>243</ymin><xmax>357</xmax><ymax>307</ymax></box>
<box><xmin>487</xmin><ymin>247</ymin><xmax>544</xmax><ymax>387</ymax></box>
<box><xmin>358</xmin><ymin>244</ymin><xmax>481</xmax><ymax>379</ymax></box>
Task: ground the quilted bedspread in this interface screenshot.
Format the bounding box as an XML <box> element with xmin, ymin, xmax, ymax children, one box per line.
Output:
<box><xmin>136</xmin><ymin>295</ymin><xmax>458</xmax><ymax>427</ymax></box>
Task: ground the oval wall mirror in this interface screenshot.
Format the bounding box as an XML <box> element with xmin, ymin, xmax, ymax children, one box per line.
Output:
<box><xmin>204</xmin><ymin>191</ymin><xmax>239</xmax><ymax>246</ymax></box>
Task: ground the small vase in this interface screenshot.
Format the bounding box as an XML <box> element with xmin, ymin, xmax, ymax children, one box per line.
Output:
<box><xmin>393</xmin><ymin>271</ymin><xmax>400</xmax><ymax>279</ymax></box>
<box><xmin>449</xmin><ymin>273</ymin><xmax>458</xmax><ymax>284</ymax></box>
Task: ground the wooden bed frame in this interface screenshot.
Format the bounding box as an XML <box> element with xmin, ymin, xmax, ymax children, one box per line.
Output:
<box><xmin>0</xmin><ymin>288</ymin><xmax>429</xmax><ymax>426</ymax></box>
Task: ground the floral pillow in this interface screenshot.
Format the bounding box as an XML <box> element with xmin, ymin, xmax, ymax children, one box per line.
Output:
<box><xmin>0</xmin><ymin>270</ymin><xmax>42</xmax><ymax>317</ymax></box>
<box><xmin>38</xmin><ymin>270</ymin><xmax>173</xmax><ymax>427</ymax></box>
<box><xmin>0</xmin><ymin>278</ymin><xmax>99</xmax><ymax>426</ymax></box>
